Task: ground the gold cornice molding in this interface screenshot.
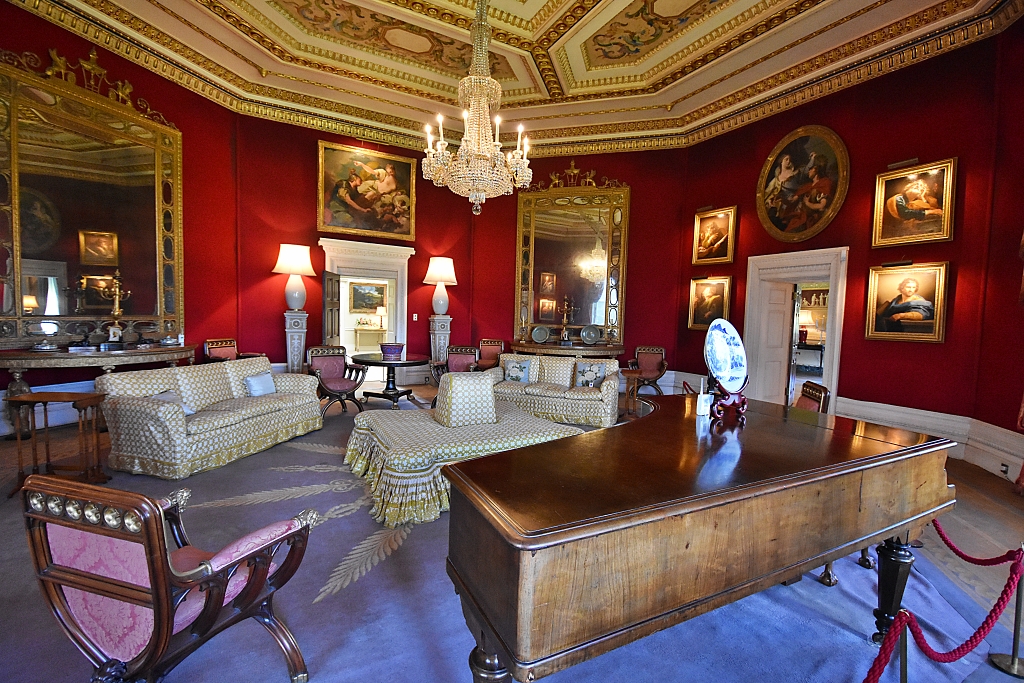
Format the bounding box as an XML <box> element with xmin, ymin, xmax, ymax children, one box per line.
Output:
<box><xmin>7</xmin><ymin>0</ymin><xmax>1021</xmax><ymax>158</ymax></box>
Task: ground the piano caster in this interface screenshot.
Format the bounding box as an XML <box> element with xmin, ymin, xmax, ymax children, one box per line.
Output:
<box><xmin>872</xmin><ymin>536</ymin><xmax>915</xmax><ymax>643</ymax></box>
<box><xmin>817</xmin><ymin>561</ymin><xmax>839</xmax><ymax>587</ymax></box>
<box><xmin>857</xmin><ymin>547</ymin><xmax>876</xmax><ymax>569</ymax></box>
<box><xmin>469</xmin><ymin>646</ymin><xmax>510</xmax><ymax>683</ymax></box>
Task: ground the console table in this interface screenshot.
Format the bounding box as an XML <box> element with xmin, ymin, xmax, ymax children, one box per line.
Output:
<box><xmin>0</xmin><ymin>345</ymin><xmax>197</xmax><ymax>396</ymax></box>
<box><xmin>510</xmin><ymin>341</ymin><xmax>624</xmax><ymax>358</ymax></box>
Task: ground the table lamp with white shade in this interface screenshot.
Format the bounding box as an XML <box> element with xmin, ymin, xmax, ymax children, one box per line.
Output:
<box><xmin>272</xmin><ymin>244</ymin><xmax>316</xmax><ymax>372</ymax></box>
<box><xmin>423</xmin><ymin>257</ymin><xmax>457</xmax><ymax>362</ymax></box>
<box><xmin>376</xmin><ymin>306</ymin><xmax>387</xmax><ymax>329</ymax></box>
<box><xmin>798</xmin><ymin>309</ymin><xmax>814</xmax><ymax>343</ymax></box>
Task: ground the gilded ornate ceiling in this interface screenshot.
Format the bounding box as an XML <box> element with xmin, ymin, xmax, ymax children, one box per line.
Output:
<box><xmin>9</xmin><ymin>0</ymin><xmax>1019</xmax><ymax>155</ymax></box>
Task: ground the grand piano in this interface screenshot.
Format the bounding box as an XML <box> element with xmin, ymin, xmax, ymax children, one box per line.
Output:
<box><xmin>442</xmin><ymin>395</ymin><xmax>956</xmax><ymax>682</ymax></box>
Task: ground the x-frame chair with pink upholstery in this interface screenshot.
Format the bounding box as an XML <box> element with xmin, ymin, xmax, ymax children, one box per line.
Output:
<box><xmin>476</xmin><ymin>339</ymin><xmax>504</xmax><ymax>371</ymax></box>
<box><xmin>627</xmin><ymin>346</ymin><xmax>669</xmax><ymax>397</ymax></box>
<box><xmin>307</xmin><ymin>345</ymin><xmax>368</xmax><ymax>416</ymax></box>
<box><xmin>203</xmin><ymin>338</ymin><xmax>266</xmax><ymax>363</ymax></box>
<box><xmin>22</xmin><ymin>475</ymin><xmax>318</xmax><ymax>683</ymax></box>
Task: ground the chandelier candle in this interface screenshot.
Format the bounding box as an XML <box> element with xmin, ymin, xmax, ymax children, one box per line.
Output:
<box><xmin>422</xmin><ymin>0</ymin><xmax>532</xmax><ymax>215</ymax></box>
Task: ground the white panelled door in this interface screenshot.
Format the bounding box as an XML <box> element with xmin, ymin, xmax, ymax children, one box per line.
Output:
<box><xmin>750</xmin><ymin>281</ymin><xmax>795</xmax><ymax>404</ymax></box>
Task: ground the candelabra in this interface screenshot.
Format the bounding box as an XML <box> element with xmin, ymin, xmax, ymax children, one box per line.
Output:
<box><xmin>98</xmin><ymin>270</ymin><xmax>131</xmax><ymax>341</ymax></box>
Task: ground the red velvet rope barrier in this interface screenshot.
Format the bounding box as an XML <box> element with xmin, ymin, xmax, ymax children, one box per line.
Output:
<box><xmin>861</xmin><ymin>522</ymin><xmax>1024</xmax><ymax>683</ymax></box>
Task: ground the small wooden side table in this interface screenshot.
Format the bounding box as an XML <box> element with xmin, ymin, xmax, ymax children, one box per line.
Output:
<box><xmin>620</xmin><ymin>369</ymin><xmax>642</xmax><ymax>415</ymax></box>
<box><xmin>5</xmin><ymin>392</ymin><xmax>109</xmax><ymax>497</ymax></box>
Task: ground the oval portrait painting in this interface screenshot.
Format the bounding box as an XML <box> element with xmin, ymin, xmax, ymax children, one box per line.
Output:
<box><xmin>756</xmin><ymin>125</ymin><xmax>849</xmax><ymax>243</ymax></box>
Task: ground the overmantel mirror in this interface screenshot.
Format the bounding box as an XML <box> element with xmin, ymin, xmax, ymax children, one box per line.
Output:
<box><xmin>516</xmin><ymin>161</ymin><xmax>629</xmax><ymax>349</ymax></box>
<box><xmin>0</xmin><ymin>48</ymin><xmax>183</xmax><ymax>348</ymax></box>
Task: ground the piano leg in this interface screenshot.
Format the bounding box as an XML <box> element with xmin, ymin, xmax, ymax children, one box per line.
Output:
<box><xmin>872</xmin><ymin>536</ymin><xmax>915</xmax><ymax>643</ymax></box>
<box><xmin>460</xmin><ymin>596</ymin><xmax>511</xmax><ymax>682</ymax></box>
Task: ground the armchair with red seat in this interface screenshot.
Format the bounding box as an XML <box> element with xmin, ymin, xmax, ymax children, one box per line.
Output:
<box><xmin>22</xmin><ymin>475</ymin><xmax>317</xmax><ymax>683</ymax></box>
<box><xmin>627</xmin><ymin>346</ymin><xmax>669</xmax><ymax>396</ymax></box>
<box><xmin>307</xmin><ymin>345</ymin><xmax>368</xmax><ymax>416</ymax></box>
<box><xmin>429</xmin><ymin>346</ymin><xmax>480</xmax><ymax>408</ymax></box>
<box><xmin>203</xmin><ymin>338</ymin><xmax>266</xmax><ymax>363</ymax></box>
<box><xmin>476</xmin><ymin>339</ymin><xmax>504</xmax><ymax>371</ymax></box>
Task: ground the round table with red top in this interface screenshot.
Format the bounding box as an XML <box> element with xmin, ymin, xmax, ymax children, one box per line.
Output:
<box><xmin>351</xmin><ymin>353</ymin><xmax>430</xmax><ymax>410</ymax></box>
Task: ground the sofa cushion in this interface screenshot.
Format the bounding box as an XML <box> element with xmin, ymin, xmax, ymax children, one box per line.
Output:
<box><xmin>175</xmin><ymin>364</ymin><xmax>233</xmax><ymax>412</ymax></box>
<box><xmin>185</xmin><ymin>410</ymin><xmax>244</xmax><ymax>435</ymax></box>
<box><xmin>537</xmin><ymin>356</ymin><xmax>576</xmax><ymax>387</ymax></box>
<box><xmin>244</xmin><ymin>372</ymin><xmax>276</xmax><ymax>397</ymax></box>
<box><xmin>503</xmin><ymin>359</ymin><xmax>532</xmax><ymax>383</ymax></box>
<box><xmin>574</xmin><ymin>362</ymin><xmax>607</xmax><ymax>388</ymax></box>
<box><xmin>151</xmin><ymin>390</ymin><xmax>196</xmax><ymax>416</ymax></box>
<box><xmin>493</xmin><ymin>380</ymin><xmax>528</xmax><ymax>397</ymax></box>
<box><xmin>564</xmin><ymin>386</ymin><xmax>605</xmax><ymax>401</ymax></box>
<box><xmin>434</xmin><ymin>373</ymin><xmax>497</xmax><ymax>428</ymax></box>
<box><xmin>223</xmin><ymin>357</ymin><xmax>275</xmax><ymax>399</ymax></box>
<box><xmin>499</xmin><ymin>354</ymin><xmax>540</xmax><ymax>383</ymax></box>
<box><xmin>95</xmin><ymin>366</ymin><xmax>179</xmax><ymax>398</ymax></box>
<box><xmin>524</xmin><ymin>382</ymin><xmax>570</xmax><ymax>398</ymax></box>
<box><xmin>203</xmin><ymin>396</ymin><xmax>283</xmax><ymax>421</ymax></box>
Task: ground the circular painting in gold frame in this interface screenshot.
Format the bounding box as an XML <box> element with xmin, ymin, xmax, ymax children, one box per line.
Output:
<box><xmin>755</xmin><ymin>125</ymin><xmax>849</xmax><ymax>243</ymax></box>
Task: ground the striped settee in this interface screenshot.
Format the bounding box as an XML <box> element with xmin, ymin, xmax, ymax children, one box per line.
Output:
<box><xmin>483</xmin><ymin>353</ymin><xmax>620</xmax><ymax>428</ymax></box>
<box><xmin>96</xmin><ymin>357</ymin><xmax>322</xmax><ymax>479</ymax></box>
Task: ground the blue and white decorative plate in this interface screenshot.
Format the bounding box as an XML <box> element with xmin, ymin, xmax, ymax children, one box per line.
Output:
<box><xmin>703</xmin><ymin>319</ymin><xmax>747</xmax><ymax>394</ymax></box>
<box><xmin>531</xmin><ymin>326</ymin><xmax>550</xmax><ymax>343</ymax></box>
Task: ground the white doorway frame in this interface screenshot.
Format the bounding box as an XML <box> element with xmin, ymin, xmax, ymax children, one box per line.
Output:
<box><xmin>319</xmin><ymin>238</ymin><xmax>416</xmax><ymax>379</ymax></box>
<box><xmin>743</xmin><ymin>247</ymin><xmax>848</xmax><ymax>413</ymax></box>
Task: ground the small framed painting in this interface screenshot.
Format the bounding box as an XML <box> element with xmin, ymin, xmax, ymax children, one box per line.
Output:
<box><xmin>79</xmin><ymin>230</ymin><xmax>119</xmax><ymax>266</ymax></box>
<box><xmin>872</xmin><ymin>158</ymin><xmax>956</xmax><ymax>248</ymax></box>
<box><xmin>865</xmin><ymin>262</ymin><xmax>948</xmax><ymax>343</ymax></box>
<box><xmin>349</xmin><ymin>282</ymin><xmax>387</xmax><ymax>313</ymax></box>
<box><xmin>539</xmin><ymin>272</ymin><xmax>556</xmax><ymax>294</ymax></box>
<box><xmin>81</xmin><ymin>275</ymin><xmax>115</xmax><ymax>309</ymax></box>
<box><xmin>692</xmin><ymin>206</ymin><xmax>736</xmax><ymax>265</ymax></box>
<box><xmin>538</xmin><ymin>297</ymin><xmax>556</xmax><ymax>321</ymax></box>
<box><xmin>319</xmin><ymin>141</ymin><xmax>415</xmax><ymax>241</ymax></box>
<box><xmin>688</xmin><ymin>276</ymin><xmax>731</xmax><ymax>330</ymax></box>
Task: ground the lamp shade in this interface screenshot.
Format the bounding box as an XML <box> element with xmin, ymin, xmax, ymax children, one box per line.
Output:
<box><xmin>422</xmin><ymin>257</ymin><xmax>457</xmax><ymax>285</ymax></box>
<box><xmin>272</xmin><ymin>244</ymin><xmax>316</xmax><ymax>276</ymax></box>
<box><xmin>375</xmin><ymin>306</ymin><xmax>387</xmax><ymax>317</ymax></box>
<box><xmin>798</xmin><ymin>309</ymin><xmax>814</xmax><ymax>326</ymax></box>
<box><xmin>22</xmin><ymin>295</ymin><xmax>39</xmax><ymax>311</ymax></box>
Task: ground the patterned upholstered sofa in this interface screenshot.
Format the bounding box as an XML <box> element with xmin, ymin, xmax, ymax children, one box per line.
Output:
<box><xmin>95</xmin><ymin>357</ymin><xmax>322</xmax><ymax>479</ymax></box>
<box><xmin>483</xmin><ymin>353</ymin><xmax>620</xmax><ymax>428</ymax></box>
<box><xmin>346</xmin><ymin>372</ymin><xmax>582</xmax><ymax>527</ymax></box>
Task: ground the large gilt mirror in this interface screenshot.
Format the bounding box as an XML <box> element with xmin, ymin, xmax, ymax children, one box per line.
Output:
<box><xmin>516</xmin><ymin>162</ymin><xmax>629</xmax><ymax>347</ymax></box>
<box><xmin>0</xmin><ymin>48</ymin><xmax>183</xmax><ymax>348</ymax></box>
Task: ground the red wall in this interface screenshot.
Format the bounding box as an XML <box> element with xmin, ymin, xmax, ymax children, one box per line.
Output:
<box><xmin>4</xmin><ymin>2</ymin><xmax>1023</xmax><ymax>430</ymax></box>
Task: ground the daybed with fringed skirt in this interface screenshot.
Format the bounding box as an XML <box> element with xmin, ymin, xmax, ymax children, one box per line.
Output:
<box><xmin>345</xmin><ymin>374</ymin><xmax>581</xmax><ymax>527</ymax></box>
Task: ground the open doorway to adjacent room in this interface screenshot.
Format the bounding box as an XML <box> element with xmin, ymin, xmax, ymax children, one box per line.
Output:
<box><xmin>743</xmin><ymin>247</ymin><xmax>848</xmax><ymax>412</ymax></box>
<box><xmin>323</xmin><ymin>273</ymin><xmax>397</xmax><ymax>383</ymax></box>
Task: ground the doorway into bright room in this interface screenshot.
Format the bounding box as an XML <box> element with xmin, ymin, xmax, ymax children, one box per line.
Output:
<box><xmin>743</xmin><ymin>247</ymin><xmax>848</xmax><ymax>412</ymax></box>
<box><xmin>324</xmin><ymin>275</ymin><xmax>397</xmax><ymax>383</ymax></box>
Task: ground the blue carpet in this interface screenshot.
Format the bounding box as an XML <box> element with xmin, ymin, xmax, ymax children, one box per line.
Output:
<box><xmin>0</xmin><ymin>409</ymin><xmax>1016</xmax><ymax>683</ymax></box>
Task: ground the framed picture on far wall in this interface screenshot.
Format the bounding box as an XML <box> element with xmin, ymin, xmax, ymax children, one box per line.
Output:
<box><xmin>318</xmin><ymin>141</ymin><xmax>416</xmax><ymax>242</ymax></box>
<box><xmin>79</xmin><ymin>230</ymin><xmax>119</xmax><ymax>266</ymax></box>
<box><xmin>539</xmin><ymin>272</ymin><xmax>556</xmax><ymax>294</ymax></box>
<box><xmin>692</xmin><ymin>206</ymin><xmax>736</xmax><ymax>265</ymax></box>
<box><xmin>81</xmin><ymin>275</ymin><xmax>115</xmax><ymax>309</ymax></box>
<box><xmin>872</xmin><ymin>158</ymin><xmax>956</xmax><ymax>248</ymax></box>
<box><xmin>349</xmin><ymin>282</ymin><xmax>387</xmax><ymax>313</ymax></box>
<box><xmin>688</xmin><ymin>276</ymin><xmax>731</xmax><ymax>330</ymax></box>
<box><xmin>538</xmin><ymin>297</ymin><xmax>556</xmax><ymax>322</ymax></box>
<box><xmin>865</xmin><ymin>262</ymin><xmax>948</xmax><ymax>343</ymax></box>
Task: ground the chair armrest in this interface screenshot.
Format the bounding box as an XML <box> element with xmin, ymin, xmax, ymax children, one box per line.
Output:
<box><xmin>483</xmin><ymin>366</ymin><xmax>504</xmax><ymax>385</ymax></box>
<box><xmin>157</xmin><ymin>488</ymin><xmax>192</xmax><ymax>512</ymax></box>
<box><xmin>345</xmin><ymin>363</ymin><xmax>367</xmax><ymax>383</ymax></box>
<box><xmin>101</xmin><ymin>396</ymin><xmax>186</xmax><ymax>438</ymax></box>
<box><xmin>238</xmin><ymin>352</ymin><xmax>266</xmax><ymax>359</ymax></box>
<box><xmin>157</xmin><ymin>489</ymin><xmax>193</xmax><ymax>548</ymax></box>
<box><xmin>627</xmin><ymin>359</ymin><xmax>639</xmax><ymax>370</ymax></box>
<box><xmin>271</xmin><ymin>373</ymin><xmax>319</xmax><ymax>394</ymax></box>
<box><xmin>208</xmin><ymin>510</ymin><xmax>319</xmax><ymax>573</ymax></box>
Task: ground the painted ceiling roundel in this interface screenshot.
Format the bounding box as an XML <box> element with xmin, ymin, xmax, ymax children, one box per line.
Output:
<box><xmin>15</xmin><ymin>0</ymin><xmax>1020</xmax><ymax>154</ymax></box>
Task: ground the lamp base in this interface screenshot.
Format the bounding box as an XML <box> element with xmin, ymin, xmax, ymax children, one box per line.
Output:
<box><xmin>431</xmin><ymin>281</ymin><xmax>450</xmax><ymax>316</ymax></box>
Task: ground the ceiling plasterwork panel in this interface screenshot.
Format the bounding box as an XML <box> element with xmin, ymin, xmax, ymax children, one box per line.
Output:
<box><xmin>6</xmin><ymin>0</ymin><xmax>1018</xmax><ymax>156</ymax></box>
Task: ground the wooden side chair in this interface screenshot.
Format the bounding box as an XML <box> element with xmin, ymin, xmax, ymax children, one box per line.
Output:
<box><xmin>22</xmin><ymin>475</ymin><xmax>317</xmax><ymax>683</ymax></box>
<box><xmin>477</xmin><ymin>339</ymin><xmax>504</xmax><ymax>371</ymax></box>
<box><xmin>627</xmin><ymin>346</ymin><xmax>668</xmax><ymax>396</ymax></box>
<box><xmin>430</xmin><ymin>346</ymin><xmax>480</xmax><ymax>408</ymax></box>
<box><xmin>307</xmin><ymin>345</ymin><xmax>368</xmax><ymax>416</ymax></box>
<box><xmin>203</xmin><ymin>338</ymin><xmax>265</xmax><ymax>363</ymax></box>
<box><xmin>791</xmin><ymin>381</ymin><xmax>874</xmax><ymax>585</ymax></box>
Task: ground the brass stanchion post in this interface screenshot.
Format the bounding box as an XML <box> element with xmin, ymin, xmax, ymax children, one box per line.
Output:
<box><xmin>990</xmin><ymin>546</ymin><xmax>1024</xmax><ymax>678</ymax></box>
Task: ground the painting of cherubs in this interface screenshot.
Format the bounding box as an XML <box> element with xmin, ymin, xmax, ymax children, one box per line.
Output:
<box><xmin>318</xmin><ymin>142</ymin><xmax>416</xmax><ymax>241</ymax></box>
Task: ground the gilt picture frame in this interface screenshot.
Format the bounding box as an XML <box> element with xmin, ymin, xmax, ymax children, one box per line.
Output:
<box><xmin>755</xmin><ymin>125</ymin><xmax>849</xmax><ymax>243</ymax></box>
<box><xmin>538</xmin><ymin>297</ymin><xmax>556</xmax><ymax>322</ymax></box>
<box><xmin>872</xmin><ymin>158</ymin><xmax>956</xmax><ymax>248</ymax></box>
<box><xmin>318</xmin><ymin>141</ymin><xmax>416</xmax><ymax>241</ymax></box>
<box><xmin>692</xmin><ymin>206</ymin><xmax>736</xmax><ymax>265</ymax></box>
<box><xmin>865</xmin><ymin>262</ymin><xmax>948</xmax><ymax>343</ymax></box>
<box><xmin>349</xmin><ymin>282</ymin><xmax>387</xmax><ymax>314</ymax></box>
<box><xmin>82</xmin><ymin>275</ymin><xmax>115</xmax><ymax>310</ymax></box>
<box><xmin>688</xmin><ymin>276</ymin><xmax>731</xmax><ymax>330</ymax></box>
<box><xmin>79</xmin><ymin>230</ymin><xmax>119</xmax><ymax>267</ymax></box>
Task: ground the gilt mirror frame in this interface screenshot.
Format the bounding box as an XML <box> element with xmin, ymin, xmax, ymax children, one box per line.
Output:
<box><xmin>515</xmin><ymin>162</ymin><xmax>629</xmax><ymax>344</ymax></box>
<box><xmin>0</xmin><ymin>48</ymin><xmax>184</xmax><ymax>348</ymax></box>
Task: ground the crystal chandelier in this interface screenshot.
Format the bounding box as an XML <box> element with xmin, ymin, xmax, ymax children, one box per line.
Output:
<box><xmin>421</xmin><ymin>0</ymin><xmax>531</xmax><ymax>215</ymax></box>
<box><xmin>578</xmin><ymin>238</ymin><xmax>607</xmax><ymax>285</ymax></box>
